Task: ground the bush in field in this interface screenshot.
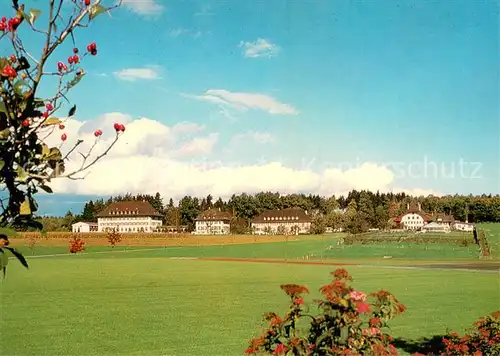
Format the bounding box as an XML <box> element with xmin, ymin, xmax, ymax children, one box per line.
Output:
<box><xmin>245</xmin><ymin>268</ymin><xmax>406</xmax><ymax>355</ymax></box>
<box><xmin>69</xmin><ymin>235</ymin><xmax>85</xmax><ymax>253</ymax></box>
<box><xmin>107</xmin><ymin>230</ymin><xmax>121</xmax><ymax>247</ymax></box>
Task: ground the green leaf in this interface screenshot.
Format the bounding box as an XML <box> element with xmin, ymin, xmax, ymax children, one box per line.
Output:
<box><xmin>68</xmin><ymin>105</ymin><xmax>76</xmax><ymax>117</ymax></box>
<box><xmin>67</xmin><ymin>72</ymin><xmax>86</xmax><ymax>89</ymax></box>
<box><xmin>42</xmin><ymin>117</ymin><xmax>61</xmax><ymax>126</ymax></box>
<box><xmin>13</xmin><ymin>79</ymin><xmax>29</xmax><ymax>96</ymax></box>
<box><xmin>41</xmin><ymin>143</ymin><xmax>50</xmax><ymax>157</ymax></box>
<box><xmin>89</xmin><ymin>4</ymin><xmax>107</xmax><ymax>20</ymax></box>
<box><xmin>0</xmin><ymin>58</ymin><xmax>8</xmax><ymax>72</ymax></box>
<box><xmin>19</xmin><ymin>200</ymin><xmax>31</xmax><ymax>215</ymax></box>
<box><xmin>16</xmin><ymin>166</ymin><xmax>28</xmax><ymax>181</ymax></box>
<box><xmin>39</xmin><ymin>184</ymin><xmax>53</xmax><ymax>193</ymax></box>
<box><xmin>27</xmin><ymin>9</ymin><xmax>41</xmax><ymax>25</ymax></box>
<box><xmin>0</xmin><ymin>160</ymin><xmax>4</xmax><ymax>171</ymax></box>
<box><xmin>0</xmin><ymin>101</ymin><xmax>6</xmax><ymax>113</ymax></box>
<box><xmin>4</xmin><ymin>247</ymin><xmax>28</xmax><ymax>269</ymax></box>
<box><xmin>47</xmin><ymin>147</ymin><xmax>62</xmax><ymax>161</ymax></box>
<box><xmin>0</xmin><ymin>250</ymin><xmax>8</xmax><ymax>272</ymax></box>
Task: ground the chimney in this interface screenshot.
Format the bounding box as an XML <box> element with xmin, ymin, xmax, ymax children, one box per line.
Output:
<box><xmin>418</xmin><ymin>203</ymin><xmax>421</xmax><ymax>211</ymax></box>
<box><xmin>218</xmin><ymin>207</ymin><xmax>220</xmax><ymax>212</ymax></box>
<box><xmin>407</xmin><ymin>203</ymin><xmax>410</xmax><ymax>210</ymax></box>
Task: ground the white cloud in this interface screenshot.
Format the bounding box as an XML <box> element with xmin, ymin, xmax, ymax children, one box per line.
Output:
<box><xmin>114</xmin><ymin>66</ymin><xmax>162</xmax><ymax>81</ymax></box>
<box><xmin>169</xmin><ymin>28</ymin><xmax>204</xmax><ymax>38</ymax></box>
<box><xmin>239</xmin><ymin>38</ymin><xmax>280</xmax><ymax>58</ymax></box>
<box><xmin>40</xmin><ymin>113</ymin><xmax>442</xmax><ymax>200</ymax></box>
<box><xmin>175</xmin><ymin>133</ymin><xmax>219</xmax><ymax>157</ymax></box>
<box><xmin>121</xmin><ymin>0</ymin><xmax>164</xmax><ymax>16</ymax></box>
<box><xmin>187</xmin><ymin>89</ymin><xmax>298</xmax><ymax>115</ymax></box>
<box><xmin>231</xmin><ymin>131</ymin><xmax>276</xmax><ymax>145</ymax></box>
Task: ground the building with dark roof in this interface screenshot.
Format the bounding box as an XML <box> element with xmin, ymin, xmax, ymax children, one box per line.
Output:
<box><xmin>251</xmin><ymin>207</ymin><xmax>312</xmax><ymax>235</ymax></box>
<box><xmin>194</xmin><ymin>208</ymin><xmax>232</xmax><ymax>235</ymax></box>
<box><xmin>96</xmin><ymin>200</ymin><xmax>163</xmax><ymax>233</ymax></box>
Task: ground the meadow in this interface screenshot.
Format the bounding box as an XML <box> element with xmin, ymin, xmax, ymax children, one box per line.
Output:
<box><xmin>1</xmin><ymin>224</ymin><xmax>499</xmax><ymax>355</ymax></box>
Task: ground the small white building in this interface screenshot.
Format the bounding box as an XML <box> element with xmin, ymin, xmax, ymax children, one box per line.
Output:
<box><xmin>96</xmin><ymin>200</ymin><xmax>163</xmax><ymax>233</ymax></box>
<box><xmin>422</xmin><ymin>222</ymin><xmax>450</xmax><ymax>233</ymax></box>
<box><xmin>251</xmin><ymin>207</ymin><xmax>312</xmax><ymax>235</ymax></box>
<box><xmin>394</xmin><ymin>203</ymin><xmax>428</xmax><ymax>230</ymax></box>
<box><xmin>453</xmin><ymin>221</ymin><xmax>474</xmax><ymax>232</ymax></box>
<box><xmin>194</xmin><ymin>208</ymin><xmax>232</xmax><ymax>235</ymax></box>
<box><xmin>72</xmin><ymin>221</ymin><xmax>98</xmax><ymax>233</ymax></box>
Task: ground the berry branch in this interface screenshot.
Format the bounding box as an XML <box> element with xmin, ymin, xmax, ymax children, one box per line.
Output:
<box><xmin>0</xmin><ymin>0</ymin><xmax>124</xmax><ymax>231</ymax></box>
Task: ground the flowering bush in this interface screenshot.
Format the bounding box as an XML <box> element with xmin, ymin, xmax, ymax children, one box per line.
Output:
<box><xmin>69</xmin><ymin>236</ymin><xmax>85</xmax><ymax>253</ymax></box>
<box><xmin>245</xmin><ymin>268</ymin><xmax>406</xmax><ymax>355</ymax></box>
<box><xmin>440</xmin><ymin>311</ymin><xmax>500</xmax><ymax>355</ymax></box>
<box><xmin>107</xmin><ymin>230</ymin><xmax>121</xmax><ymax>247</ymax></box>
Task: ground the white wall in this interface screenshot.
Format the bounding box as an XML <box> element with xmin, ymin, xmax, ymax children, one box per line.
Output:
<box><xmin>97</xmin><ymin>216</ymin><xmax>163</xmax><ymax>233</ymax></box>
<box><xmin>252</xmin><ymin>222</ymin><xmax>311</xmax><ymax>235</ymax></box>
<box><xmin>400</xmin><ymin>213</ymin><xmax>425</xmax><ymax>230</ymax></box>
<box><xmin>72</xmin><ymin>222</ymin><xmax>97</xmax><ymax>233</ymax></box>
<box><xmin>194</xmin><ymin>220</ymin><xmax>230</xmax><ymax>235</ymax></box>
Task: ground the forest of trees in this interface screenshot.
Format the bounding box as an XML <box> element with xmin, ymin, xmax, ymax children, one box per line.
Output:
<box><xmin>35</xmin><ymin>191</ymin><xmax>500</xmax><ymax>233</ymax></box>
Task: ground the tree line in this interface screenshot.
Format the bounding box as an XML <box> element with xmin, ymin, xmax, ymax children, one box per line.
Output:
<box><xmin>32</xmin><ymin>191</ymin><xmax>500</xmax><ymax>233</ymax></box>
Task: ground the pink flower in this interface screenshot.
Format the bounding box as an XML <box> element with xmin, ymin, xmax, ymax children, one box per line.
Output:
<box><xmin>349</xmin><ymin>290</ymin><xmax>367</xmax><ymax>301</ymax></box>
<box><xmin>295</xmin><ymin>297</ymin><xmax>304</xmax><ymax>305</ymax></box>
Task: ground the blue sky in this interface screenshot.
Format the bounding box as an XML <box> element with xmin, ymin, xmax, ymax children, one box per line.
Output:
<box><xmin>1</xmin><ymin>0</ymin><xmax>498</xmax><ymax>216</ymax></box>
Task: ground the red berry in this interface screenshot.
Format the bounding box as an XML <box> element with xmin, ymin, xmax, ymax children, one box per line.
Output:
<box><xmin>72</xmin><ymin>55</ymin><xmax>79</xmax><ymax>64</ymax></box>
<box><xmin>42</xmin><ymin>111</ymin><xmax>49</xmax><ymax>118</ymax></box>
<box><xmin>57</xmin><ymin>61</ymin><xmax>67</xmax><ymax>72</ymax></box>
<box><xmin>59</xmin><ymin>124</ymin><xmax>65</xmax><ymax>130</ymax></box>
<box><xmin>22</xmin><ymin>119</ymin><xmax>29</xmax><ymax>127</ymax></box>
<box><xmin>94</xmin><ymin>129</ymin><xmax>102</xmax><ymax>137</ymax></box>
<box><xmin>1</xmin><ymin>65</ymin><xmax>17</xmax><ymax>79</ymax></box>
<box><xmin>9</xmin><ymin>55</ymin><xmax>16</xmax><ymax>62</ymax></box>
<box><xmin>45</xmin><ymin>103</ymin><xmax>53</xmax><ymax>111</ymax></box>
<box><xmin>119</xmin><ymin>124</ymin><xmax>125</xmax><ymax>132</ymax></box>
<box><xmin>1</xmin><ymin>17</ymin><xmax>6</xmax><ymax>23</ymax></box>
<box><xmin>61</xmin><ymin>133</ymin><xmax>67</xmax><ymax>141</ymax></box>
<box><xmin>0</xmin><ymin>23</ymin><xmax>5</xmax><ymax>31</ymax></box>
<box><xmin>113</xmin><ymin>123</ymin><xmax>120</xmax><ymax>131</ymax></box>
<box><xmin>73</xmin><ymin>48</ymin><xmax>79</xmax><ymax>54</ymax></box>
<box><xmin>68</xmin><ymin>56</ymin><xmax>74</xmax><ymax>64</ymax></box>
<box><xmin>84</xmin><ymin>0</ymin><xmax>91</xmax><ymax>5</ymax></box>
<box><xmin>90</xmin><ymin>49</ymin><xmax>97</xmax><ymax>56</ymax></box>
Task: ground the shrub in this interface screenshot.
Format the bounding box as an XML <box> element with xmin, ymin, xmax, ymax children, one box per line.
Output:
<box><xmin>245</xmin><ymin>268</ymin><xmax>406</xmax><ymax>355</ymax></box>
<box><xmin>440</xmin><ymin>311</ymin><xmax>500</xmax><ymax>356</ymax></box>
<box><xmin>107</xmin><ymin>230</ymin><xmax>122</xmax><ymax>247</ymax></box>
<box><xmin>69</xmin><ymin>236</ymin><xmax>85</xmax><ymax>253</ymax></box>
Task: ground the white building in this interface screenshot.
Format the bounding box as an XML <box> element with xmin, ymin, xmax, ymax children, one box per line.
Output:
<box><xmin>453</xmin><ymin>221</ymin><xmax>474</xmax><ymax>232</ymax></box>
<box><xmin>194</xmin><ymin>208</ymin><xmax>232</xmax><ymax>235</ymax></box>
<box><xmin>251</xmin><ymin>207</ymin><xmax>312</xmax><ymax>235</ymax></box>
<box><xmin>72</xmin><ymin>221</ymin><xmax>98</xmax><ymax>233</ymax></box>
<box><xmin>96</xmin><ymin>201</ymin><xmax>163</xmax><ymax>233</ymax></box>
<box><xmin>394</xmin><ymin>203</ymin><xmax>428</xmax><ymax>230</ymax></box>
<box><xmin>422</xmin><ymin>222</ymin><xmax>450</xmax><ymax>233</ymax></box>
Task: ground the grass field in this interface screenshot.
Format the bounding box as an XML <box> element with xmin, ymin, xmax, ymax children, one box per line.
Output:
<box><xmin>2</xmin><ymin>251</ymin><xmax>498</xmax><ymax>356</ymax></box>
<box><xmin>2</xmin><ymin>225</ymin><xmax>499</xmax><ymax>355</ymax></box>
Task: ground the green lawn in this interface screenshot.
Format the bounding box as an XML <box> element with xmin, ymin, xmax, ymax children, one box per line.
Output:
<box><xmin>479</xmin><ymin>222</ymin><xmax>500</xmax><ymax>259</ymax></box>
<box><xmin>1</xmin><ymin>253</ymin><xmax>498</xmax><ymax>356</ymax></box>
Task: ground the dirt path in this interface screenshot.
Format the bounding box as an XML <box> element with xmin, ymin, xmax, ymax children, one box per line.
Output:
<box><xmin>196</xmin><ymin>257</ymin><xmax>500</xmax><ymax>272</ymax></box>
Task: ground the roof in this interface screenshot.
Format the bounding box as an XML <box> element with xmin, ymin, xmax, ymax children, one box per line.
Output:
<box><xmin>252</xmin><ymin>207</ymin><xmax>312</xmax><ymax>224</ymax></box>
<box><xmin>428</xmin><ymin>213</ymin><xmax>455</xmax><ymax>223</ymax></box>
<box><xmin>96</xmin><ymin>201</ymin><xmax>162</xmax><ymax>218</ymax></box>
<box><xmin>195</xmin><ymin>208</ymin><xmax>232</xmax><ymax>221</ymax></box>
<box><xmin>394</xmin><ymin>211</ymin><xmax>430</xmax><ymax>223</ymax></box>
